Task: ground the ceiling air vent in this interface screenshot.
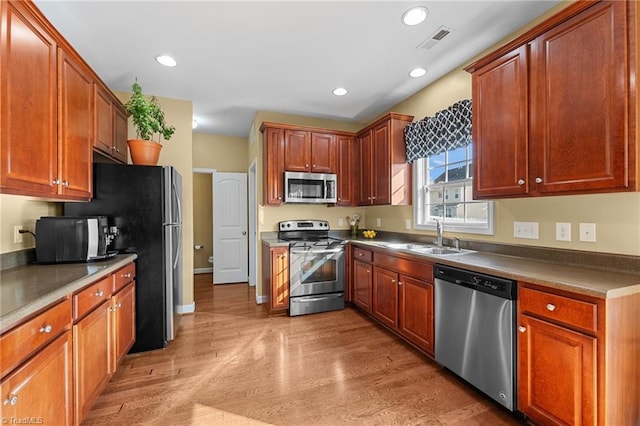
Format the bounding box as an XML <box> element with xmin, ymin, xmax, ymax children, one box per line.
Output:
<box><xmin>418</xmin><ymin>26</ymin><xmax>453</xmax><ymax>50</ymax></box>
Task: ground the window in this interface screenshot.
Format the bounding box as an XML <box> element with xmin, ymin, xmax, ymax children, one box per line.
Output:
<box><xmin>413</xmin><ymin>143</ymin><xmax>494</xmax><ymax>234</ymax></box>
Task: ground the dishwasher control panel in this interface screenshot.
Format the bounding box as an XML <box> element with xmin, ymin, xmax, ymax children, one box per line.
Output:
<box><xmin>434</xmin><ymin>264</ymin><xmax>516</xmax><ymax>299</ymax></box>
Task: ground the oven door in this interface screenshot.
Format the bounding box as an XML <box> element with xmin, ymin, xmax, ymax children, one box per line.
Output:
<box><xmin>289</xmin><ymin>247</ymin><xmax>345</xmax><ymax>297</ymax></box>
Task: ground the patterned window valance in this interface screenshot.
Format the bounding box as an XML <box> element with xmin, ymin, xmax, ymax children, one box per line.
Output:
<box><xmin>404</xmin><ymin>99</ymin><xmax>472</xmax><ymax>162</ymax></box>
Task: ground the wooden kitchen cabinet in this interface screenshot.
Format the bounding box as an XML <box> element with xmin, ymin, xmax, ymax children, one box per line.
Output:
<box><xmin>261</xmin><ymin>242</ymin><xmax>289</xmax><ymax>314</ymax></box>
<box><xmin>517</xmin><ymin>282</ymin><xmax>640</xmax><ymax>425</ymax></box>
<box><xmin>372</xmin><ymin>267</ymin><xmax>398</xmax><ymax>329</ymax></box>
<box><xmin>467</xmin><ymin>0</ymin><xmax>638</xmax><ymax>198</ymax></box>
<box><xmin>283</xmin><ymin>130</ymin><xmax>337</xmax><ymax>173</ymax></box>
<box><xmin>336</xmin><ymin>135</ymin><xmax>355</xmax><ymax>206</ymax></box>
<box><xmin>0</xmin><ymin>332</ymin><xmax>73</xmax><ymax>426</ymax></box>
<box><xmin>113</xmin><ymin>105</ymin><xmax>129</xmax><ymax>163</ymax></box>
<box><xmin>261</xmin><ymin>125</ymin><xmax>285</xmax><ymax>205</ymax></box>
<box><xmin>398</xmin><ymin>275</ymin><xmax>434</xmax><ymax>355</ymax></box>
<box><xmin>0</xmin><ymin>0</ymin><xmax>59</xmax><ymax>197</ymax></box>
<box><xmin>357</xmin><ymin>113</ymin><xmax>413</xmax><ymax>206</ymax></box>
<box><xmin>93</xmin><ymin>83</ymin><xmax>128</xmax><ymax>164</ymax></box>
<box><xmin>352</xmin><ymin>260</ymin><xmax>372</xmax><ymax>313</ymax></box>
<box><xmin>111</xmin><ymin>281</ymin><xmax>136</xmax><ymax>369</ymax></box>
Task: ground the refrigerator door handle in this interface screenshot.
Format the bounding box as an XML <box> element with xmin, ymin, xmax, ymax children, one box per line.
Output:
<box><xmin>172</xmin><ymin>179</ymin><xmax>182</xmax><ymax>225</ymax></box>
<box><xmin>173</xmin><ymin>225</ymin><xmax>182</xmax><ymax>269</ymax></box>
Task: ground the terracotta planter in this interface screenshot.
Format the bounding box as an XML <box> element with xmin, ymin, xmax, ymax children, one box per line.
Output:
<box><xmin>127</xmin><ymin>139</ymin><xmax>162</xmax><ymax>166</ymax></box>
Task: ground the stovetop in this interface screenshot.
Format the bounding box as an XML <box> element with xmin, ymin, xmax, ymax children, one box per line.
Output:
<box><xmin>278</xmin><ymin>220</ymin><xmax>344</xmax><ymax>248</ymax></box>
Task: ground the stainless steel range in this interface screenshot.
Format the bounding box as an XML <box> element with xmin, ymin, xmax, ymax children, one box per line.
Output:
<box><xmin>278</xmin><ymin>220</ymin><xmax>345</xmax><ymax>316</ymax></box>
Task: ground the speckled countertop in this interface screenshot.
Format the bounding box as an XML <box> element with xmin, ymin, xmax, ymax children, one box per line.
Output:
<box><xmin>263</xmin><ymin>236</ymin><xmax>640</xmax><ymax>299</ymax></box>
<box><xmin>0</xmin><ymin>254</ymin><xmax>137</xmax><ymax>333</ymax></box>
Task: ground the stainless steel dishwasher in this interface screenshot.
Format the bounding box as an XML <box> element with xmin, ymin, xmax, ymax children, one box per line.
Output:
<box><xmin>434</xmin><ymin>264</ymin><xmax>517</xmax><ymax>411</ymax></box>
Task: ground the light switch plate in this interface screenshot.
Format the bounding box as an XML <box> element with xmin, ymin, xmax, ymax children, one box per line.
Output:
<box><xmin>376</xmin><ymin>218</ymin><xmax>382</xmax><ymax>227</ymax></box>
<box><xmin>514</xmin><ymin>221</ymin><xmax>539</xmax><ymax>239</ymax></box>
<box><xmin>579</xmin><ymin>223</ymin><xmax>596</xmax><ymax>242</ymax></box>
<box><xmin>338</xmin><ymin>218</ymin><xmax>344</xmax><ymax>226</ymax></box>
<box><xmin>405</xmin><ymin>219</ymin><xmax>411</xmax><ymax>230</ymax></box>
<box><xmin>555</xmin><ymin>223</ymin><xmax>571</xmax><ymax>241</ymax></box>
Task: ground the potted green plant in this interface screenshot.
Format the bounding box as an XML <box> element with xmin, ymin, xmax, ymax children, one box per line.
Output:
<box><xmin>124</xmin><ymin>80</ymin><xmax>176</xmax><ymax>165</ymax></box>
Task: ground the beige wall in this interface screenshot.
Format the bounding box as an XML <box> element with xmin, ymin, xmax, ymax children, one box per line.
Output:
<box><xmin>192</xmin><ymin>133</ymin><xmax>249</xmax><ymax>270</ymax></box>
<box><xmin>115</xmin><ymin>91</ymin><xmax>195</xmax><ymax>307</ymax></box>
<box><xmin>0</xmin><ymin>196</ymin><xmax>60</xmax><ymax>254</ymax></box>
<box><xmin>192</xmin><ymin>173</ymin><xmax>212</xmax><ymax>269</ymax></box>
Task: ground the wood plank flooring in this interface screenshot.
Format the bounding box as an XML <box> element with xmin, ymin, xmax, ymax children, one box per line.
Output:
<box><xmin>82</xmin><ymin>274</ymin><xmax>524</xmax><ymax>425</ymax></box>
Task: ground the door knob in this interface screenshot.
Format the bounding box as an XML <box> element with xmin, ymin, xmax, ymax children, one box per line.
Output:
<box><xmin>242</xmin><ymin>231</ymin><xmax>247</xmax><ymax>235</ymax></box>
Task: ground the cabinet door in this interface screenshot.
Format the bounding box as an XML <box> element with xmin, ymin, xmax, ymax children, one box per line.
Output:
<box><xmin>336</xmin><ymin>135</ymin><xmax>355</xmax><ymax>206</ymax></box>
<box><xmin>0</xmin><ymin>333</ymin><xmax>73</xmax><ymax>426</ymax></box>
<box><xmin>58</xmin><ymin>49</ymin><xmax>92</xmax><ymax>200</ymax></box>
<box><xmin>93</xmin><ymin>85</ymin><xmax>113</xmax><ymax>154</ymax></box>
<box><xmin>112</xmin><ymin>282</ymin><xmax>136</xmax><ymax>369</ymax></box>
<box><xmin>353</xmin><ymin>260</ymin><xmax>372</xmax><ymax>313</ymax></box>
<box><xmin>357</xmin><ymin>132</ymin><xmax>372</xmax><ymax>205</ymax></box>
<box><xmin>113</xmin><ymin>106</ymin><xmax>129</xmax><ymax>163</ymax></box>
<box><xmin>271</xmin><ymin>247</ymin><xmax>289</xmax><ymax>311</ymax></box>
<box><xmin>472</xmin><ymin>46</ymin><xmax>529</xmax><ymax>198</ymax></box>
<box><xmin>73</xmin><ymin>300</ymin><xmax>111</xmax><ymax>424</ymax></box>
<box><xmin>518</xmin><ymin>315</ymin><xmax>596</xmax><ymax>425</ymax></box>
<box><xmin>310</xmin><ymin>133</ymin><xmax>336</xmax><ymax>173</ymax></box>
<box><xmin>529</xmin><ymin>1</ymin><xmax>630</xmax><ymax>194</ymax></box>
<box><xmin>0</xmin><ymin>1</ymin><xmax>58</xmax><ymax>196</ymax></box>
<box><xmin>398</xmin><ymin>275</ymin><xmax>434</xmax><ymax>355</ymax></box>
<box><xmin>284</xmin><ymin>129</ymin><xmax>311</xmax><ymax>172</ymax></box>
<box><xmin>263</xmin><ymin>127</ymin><xmax>285</xmax><ymax>205</ymax></box>
<box><xmin>372</xmin><ymin>123</ymin><xmax>390</xmax><ymax>205</ymax></box>
<box><xmin>372</xmin><ymin>267</ymin><xmax>398</xmax><ymax>329</ymax></box>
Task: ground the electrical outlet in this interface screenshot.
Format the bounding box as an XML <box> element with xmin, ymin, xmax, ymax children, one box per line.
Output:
<box><xmin>405</xmin><ymin>219</ymin><xmax>411</xmax><ymax>230</ymax></box>
<box><xmin>579</xmin><ymin>223</ymin><xmax>596</xmax><ymax>242</ymax></box>
<box><xmin>13</xmin><ymin>225</ymin><xmax>23</xmax><ymax>243</ymax></box>
<box><xmin>513</xmin><ymin>221</ymin><xmax>539</xmax><ymax>239</ymax></box>
<box><xmin>338</xmin><ymin>218</ymin><xmax>344</xmax><ymax>226</ymax></box>
<box><xmin>376</xmin><ymin>218</ymin><xmax>382</xmax><ymax>227</ymax></box>
<box><xmin>555</xmin><ymin>223</ymin><xmax>571</xmax><ymax>241</ymax></box>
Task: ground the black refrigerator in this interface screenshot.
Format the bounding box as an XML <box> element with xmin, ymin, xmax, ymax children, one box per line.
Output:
<box><xmin>65</xmin><ymin>163</ymin><xmax>183</xmax><ymax>353</ymax></box>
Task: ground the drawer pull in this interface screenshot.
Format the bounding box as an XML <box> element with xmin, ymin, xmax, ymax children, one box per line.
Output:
<box><xmin>116</xmin><ymin>303</ymin><xmax>122</xmax><ymax>309</ymax></box>
<box><xmin>518</xmin><ymin>326</ymin><xmax>526</xmax><ymax>333</ymax></box>
<box><xmin>3</xmin><ymin>394</ymin><xmax>18</xmax><ymax>406</ymax></box>
<box><xmin>39</xmin><ymin>324</ymin><xmax>53</xmax><ymax>334</ymax></box>
<box><xmin>94</xmin><ymin>290</ymin><xmax>104</xmax><ymax>297</ymax></box>
<box><xmin>124</xmin><ymin>273</ymin><xmax>132</xmax><ymax>278</ymax></box>
<box><xmin>546</xmin><ymin>303</ymin><xmax>556</xmax><ymax>312</ymax></box>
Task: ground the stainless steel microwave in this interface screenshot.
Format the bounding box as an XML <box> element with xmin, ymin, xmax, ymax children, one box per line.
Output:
<box><xmin>284</xmin><ymin>171</ymin><xmax>337</xmax><ymax>203</ymax></box>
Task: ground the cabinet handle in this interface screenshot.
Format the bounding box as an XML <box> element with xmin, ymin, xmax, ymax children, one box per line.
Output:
<box><xmin>116</xmin><ymin>303</ymin><xmax>122</xmax><ymax>309</ymax></box>
<box><xmin>39</xmin><ymin>324</ymin><xmax>53</xmax><ymax>334</ymax></box>
<box><xmin>372</xmin><ymin>196</ymin><xmax>376</xmax><ymax>200</ymax></box>
<box><xmin>312</xmin><ymin>164</ymin><xmax>316</xmax><ymax>168</ymax></box>
<box><xmin>3</xmin><ymin>394</ymin><xmax>18</xmax><ymax>406</ymax></box>
<box><xmin>124</xmin><ymin>273</ymin><xmax>132</xmax><ymax>278</ymax></box>
<box><xmin>398</xmin><ymin>281</ymin><xmax>403</xmax><ymax>286</ymax></box>
<box><xmin>52</xmin><ymin>179</ymin><xmax>60</xmax><ymax>185</ymax></box>
<box><xmin>518</xmin><ymin>326</ymin><xmax>526</xmax><ymax>333</ymax></box>
<box><xmin>358</xmin><ymin>252</ymin><xmax>363</xmax><ymax>256</ymax></box>
<box><xmin>517</xmin><ymin>179</ymin><xmax>525</xmax><ymax>185</ymax></box>
<box><xmin>535</xmin><ymin>177</ymin><xmax>543</xmax><ymax>184</ymax></box>
<box><xmin>391</xmin><ymin>279</ymin><xmax>396</xmax><ymax>283</ymax></box>
<box><xmin>62</xmin><ymin>180</ymin><xmax>70</xmax><ymax>187</ymax></box>
<box><xmin>94</xmin><ymin>290</ymin><xmax>104</xmax><ymax>297</ymax></box>
<box><xmin>546</xmin><ymin>303</ymin><xmax>556</xmax><ymax>312</ymax></box>
<box><xmin>305</xmin><ymin>164</ymin><xmax>309</xmax><ymax>168</ymax></box>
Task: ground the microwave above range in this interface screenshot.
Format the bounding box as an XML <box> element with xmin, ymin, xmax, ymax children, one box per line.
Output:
<box><xmin>284</xmin><ymin>171</ymin><xmax>337</xmax><ymax>204</ymax></box>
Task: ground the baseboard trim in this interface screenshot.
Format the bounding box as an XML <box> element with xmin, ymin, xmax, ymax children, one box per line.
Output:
<box><xmin>177</xmin><ymin>302</ymin><xmax>196</xmax><ymax>314</ymax></box>
<box><xmin>255</xmin><ymin>295</ymin><xmax>267</xmax><ymax>304</ymax></box>
<box><xmin>194</xmin><ymin>267</ymin><xmax>213</xmax><ymax>274</ymax></box>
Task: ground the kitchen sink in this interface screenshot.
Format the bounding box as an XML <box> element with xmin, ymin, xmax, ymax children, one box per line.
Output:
<box><xmin>413</xmin><ymin>247</ymin><xmax>466</xmax><ymax>255</ymax></box>
<box><xmin>368</xmin><ymin>241</ymin><xmax>471</xmax><ymax>256</ymax></box>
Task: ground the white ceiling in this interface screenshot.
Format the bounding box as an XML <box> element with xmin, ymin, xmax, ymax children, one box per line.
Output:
<box><xmin>34</xmin><ymin>0</ymin><xmax>561</xmax><ymax>137</ymax></box>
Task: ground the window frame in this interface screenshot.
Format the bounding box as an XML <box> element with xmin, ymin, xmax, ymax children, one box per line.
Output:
<box><xmin>412</xmin><ymin>153</ymin><xmax>494</xmax><ymax>235</ymax></box>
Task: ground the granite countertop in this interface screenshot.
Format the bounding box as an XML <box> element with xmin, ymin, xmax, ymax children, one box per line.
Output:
<box><xmin>0</xmin><ymin>254</ymin><xmax>137</xmax><ymax>333</ymax></box>
<box><xmin>350</xmin><ymin>239</ymin><xmax>640</xmax><ymax>299</ymax></box>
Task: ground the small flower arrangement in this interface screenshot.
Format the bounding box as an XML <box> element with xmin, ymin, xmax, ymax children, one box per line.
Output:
<box><xmin>347</xmin><ymin>214</ymin><xmax>361</xmax><ymax>236</ymax></box>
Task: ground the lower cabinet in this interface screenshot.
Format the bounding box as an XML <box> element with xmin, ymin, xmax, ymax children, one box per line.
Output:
<box><xmin>0</xmin><ymin>332</ymin><xmax>73</xmax><ymax>426</ymax></box>
<box><xmin>112</xmin><ymin>282</ymin><xmax>136</xmax><ymax>368</ymax></box>
<box><xmin>351</xmin><ymin>245</ymin><xmax>434</xmax><ymax>356</ymax></box>
<box><xmin>261</xmin><ymin>243</ymin><xmax>289</xmax><ymax>314</ymax></box>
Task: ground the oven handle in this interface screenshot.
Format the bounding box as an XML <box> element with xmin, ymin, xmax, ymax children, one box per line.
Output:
<box><xmin>290</xmin><ymin>248</ymin><xmax>344</xmax><ymax>255</ymax></box>
<box><xmin>291</xmin><ymin>293</ymin><xmax>344</xmax><ymax>302</ymax></box>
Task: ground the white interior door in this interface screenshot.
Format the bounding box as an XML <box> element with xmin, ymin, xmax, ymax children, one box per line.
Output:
<box><xmin>213</xmin><ymin>172</ymin><xmax>248</xmax><ymax>284</ymax></box>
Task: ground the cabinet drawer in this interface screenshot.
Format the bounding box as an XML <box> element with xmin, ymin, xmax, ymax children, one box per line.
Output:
<box><xmin>73</xmin><ymin>276</ymin><xmax>112</xmax><ymax>321</ymax></box>
<box><xmin>113</xmin><ymin>262</ymin><xmax>135</xmax><ymax>293</ymax></box>
<box><xmin>374</xmin><ymin>252</ymin><xmax>433</xmax><ymax>282</ymax></box>
<box><xmin>353</xmin><ymin>247</ymin><xmax>372</xmax><ymax>263</ymax></box>
<box><xmin>519</xmin><ymin>287</ymin><xmax>598</xmax><ymax>333</ymax></box>
<box><xmin>0</xmin><ymin>298</ymin><xmax>71</xmax><ymax>378</ymax></box>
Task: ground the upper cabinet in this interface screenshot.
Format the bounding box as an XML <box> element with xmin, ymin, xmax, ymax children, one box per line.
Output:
<box><xmin>93</xmin><ymin>84</ymin><xmax>128</xmax><ymax>163</ymax></box>
<box><xmin>0</xmin><ymin>0</ymin><xmax>128</xmax><ymax>200</ymax></box>
<box><xmin>336</xmin><ymin>134</ymin><xmax>355</xmax><ymax>206</ymax></box>
<box><xmin>466</xmin><ymin>0</ymin><xmax>638</xmax><ymax>199</ymax></box>
<box><xmin>357</xmin><ymin>113</ymin><xmax>413</xmax><ymax>206</ymax></box>
<box><xmin>283</xmin><ymin>130</ymin><xmax>337</xmax><ymax>173</ymax></box>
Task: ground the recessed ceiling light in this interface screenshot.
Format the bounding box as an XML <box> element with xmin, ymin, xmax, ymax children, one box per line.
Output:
<box><xmin>402</xmin><ymin>6</ymin><xmax>428</xmax><ymax>26</ymax></box>
<box><xmin>333</xmin><ymin>87</ymin><xmax>348</xmax><ymax>96</ymax></box>
<box><xmin>192</xmin><ymin>119</ymin><xmax>198</xmax><ymax>129</ymax></box>
<box><xmin>409</xmin><ymin>67</ymin><xmax>427</xmax><ymax>78</ymax></box>
<box><xmin>155</xmin><ymin>55</ymin><xmax>177</xmax><ymax>67</ymax></box>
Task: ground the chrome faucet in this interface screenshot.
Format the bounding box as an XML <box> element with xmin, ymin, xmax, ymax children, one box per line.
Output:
<box><xmin>435</xmin><ymin>219</ymin><xmax>443</xmax><ymax>247</ymax></box>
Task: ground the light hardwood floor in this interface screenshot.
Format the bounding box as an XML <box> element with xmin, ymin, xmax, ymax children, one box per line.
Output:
<box><xmin>83</xmin><ymin>274</ymin><xmax>523</xmax><ymax>425</ymax></box>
